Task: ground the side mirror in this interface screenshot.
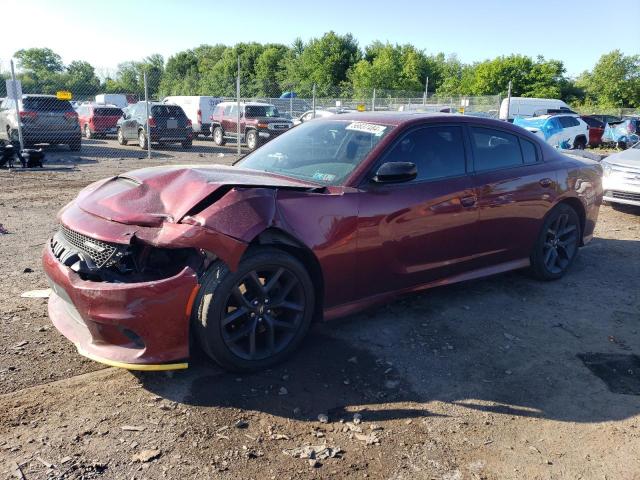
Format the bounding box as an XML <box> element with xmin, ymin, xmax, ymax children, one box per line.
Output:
<box><xmin>373</xmin><ymin>162</ymin><xmax>417</xmax><ymax>183</ymax></box>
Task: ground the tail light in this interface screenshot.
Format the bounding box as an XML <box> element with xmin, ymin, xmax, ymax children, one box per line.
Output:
<box><xmin>186</xmin><ymin>118</ymin><xmax>192</xmax><ymax>127</ymax></box>
<box><xmin>20</xmin><ymin>111</ymin><xmax>38</xmax><ymax>120</ymax></box>
<box><xmin>148</xmin><ymin>116</ymin><xmax>157</xmax><ymax>128</ymax></box>
<box><xmin>64</xmin><ymin>111</ymin><xmax>78</xmax><ymax>121</ymax></box>
<box><xmin>197</xmin><ymin>109</ymin><xmax>202</xmax><ymax>124</ymax></box>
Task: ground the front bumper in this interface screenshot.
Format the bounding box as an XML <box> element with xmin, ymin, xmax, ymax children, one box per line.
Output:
<box><xmin>603</xmin><ymin>174</ymin><xmax>640</xmax><ymax>206</ymax></box>
<box><xmin>42</xmin><ymin>244</ymin><xmax>198</xmax><ymax>369</ymax></box>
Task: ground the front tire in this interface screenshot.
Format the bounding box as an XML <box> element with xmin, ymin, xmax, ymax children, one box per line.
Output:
<box><xmin>246</xmin><ymin>129</ymin><xmax>259</xmax><ymax>150</ymax></box>
<box><xmin>138</xmin><ymin>129</ymin><xmax>147</xmax><ymax>150</ymax></box>
<box><xmin>213</xmin><ymin>126</ymin><xmax>226</xmax><ymax>146</ymax></box>
<box><xmin>530</xmin><ymin>204</ymin><xmax>581</xmax><ymax>280</ymax></box>
<box><xmin>193</xmin><ymin>247</ymin><xmax>315</xmax><ymax>372</ymax></box>
<box><xmin>117</xmin><ymin>128</ymin><xmax>127</xmax><ymax>145</ymax></box>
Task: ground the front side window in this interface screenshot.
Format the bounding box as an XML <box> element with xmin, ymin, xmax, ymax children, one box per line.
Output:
<box><xmin>471</xmin><ymin>127</ymin><xmax>523</xmax><ymax>171</ymax></box>
<box><xmin>237</xmin><ymin>119</ymin><xmax>393</xmax><ymax>186</ymax></box>
<box><xmin>385</xmin><ymin>126</ymin><xmax>467</xmax><ymax>181</ymax></box>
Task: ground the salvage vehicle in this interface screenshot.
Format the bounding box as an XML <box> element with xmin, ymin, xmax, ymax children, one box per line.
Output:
<box><xmin>514</xmin><ymin>114</ymin><xmax>589</xmax><ymax>149</ymax></box>
<box><xmin>0</xmin><ymin>95</ymin><xmax>81</xmax><ymax>150</ymax></box>
<box><xmin>210</xmin><ymin>101</ymin><xmax>293</xmax><ymax>150</ymax></box>
<box><xmin>581</xmin><ymin>115</ymin><xmax>605</xmax><ymax>147</ymax></box>
<box><xmin>76</xmin><ymin>104</ymin><xmax>123</xmax><ymax>139</ymax></box>
<box><xmin>116</xmin><ymin>101</ymin><xmax>193</xmax><ymax>149</ymax></box>
<box><xmin>42</xmin><ymin>113</ymin><xmax>602</xmax><ymax>372</ymax></box>
<box><xmin>601</xmin><ymin>142</ymin><xmax>640</xmax><ymax>207</ymax></box>
<box><xmin>602</xmin><ymin>118</ymin><xmax>640</xmax><ymax>149</ymax></box>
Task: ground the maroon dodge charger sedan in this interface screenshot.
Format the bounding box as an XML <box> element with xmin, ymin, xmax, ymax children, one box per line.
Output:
<box><xmin>43</xmin><ymin>113</ymin><xmax>602</xmax><ymax>372</ymax></box>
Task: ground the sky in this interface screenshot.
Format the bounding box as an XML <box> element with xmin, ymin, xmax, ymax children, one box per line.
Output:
<box><xmin>2</xmin><ymin>0</ymin><xmax>638</xmax><ymax>78</ymax></box>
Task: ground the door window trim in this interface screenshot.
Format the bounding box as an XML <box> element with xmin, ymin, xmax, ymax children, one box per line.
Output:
<box><xmin>361</xmin><ymin>123</ymin><xmax>472</xmax><ymax>187</ymax></box>
<box><xmin>465</xmin><ymin>124</ymin><xmax>543</xmax><ymax>174</ymax></box>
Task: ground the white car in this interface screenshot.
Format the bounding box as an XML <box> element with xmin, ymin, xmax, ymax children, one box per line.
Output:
<box><xmin>162</xmin><ymin>96</ymin><xmax>223</xmax><ymax>137</ymax></box>
<box><xmin>514</xmin><ymin>114</ymin><xmax>589</xmax><ymax>150</ymax></box>
<box><xmin>293</xmin><ymin>108</ymin><xmax>356</xmax><ymax>126</ymax></box>
<box><xmin>601</xmin><ymin>142</ymin><xmax>640</xmax><ymax>207</ymax></box>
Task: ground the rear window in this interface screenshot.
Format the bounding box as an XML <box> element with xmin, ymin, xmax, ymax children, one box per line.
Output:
<box><xmin>151</xmin><ymin>105</ymin><xmax>186</xmax><ymax>117</ymax></box>
<box><xmin>94</xmin><ymin>107</ymin><xmax>122</xmax><ymax>117</ymax></box>
<box><xmin>23</xmin><ymin>97</ymin><xmax>73</xmax><ymax>112</ymax></box>
<box><xmin>582</xmin><ymin>117</ymin><xmax>604</xmax><ymax>128</ymax></box>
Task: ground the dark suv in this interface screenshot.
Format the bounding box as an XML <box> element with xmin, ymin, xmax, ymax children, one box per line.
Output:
<box><xmin>0</xmin><ymin>95</ymin><xmax>81</xmax><ymax>150</ymax></box>
<box><xmin>210</xmin><ymin>102</ymin><xmax>293</xmax><ymax>150</ymax></box>
<box><xmin>116</xmin><ymin>102</ymin><xmax>193</xmax><ymax>149</ymax></box>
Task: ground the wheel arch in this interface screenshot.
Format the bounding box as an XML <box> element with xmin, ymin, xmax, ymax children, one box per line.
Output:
<box><xmin>249</xmin><ymin>227</ymin><xmax>324</xmax><ymax>322</ymax></box>
<box><xmin>552</xmin><ymin>196</ymin><xmax>586</xmax><ymax>245</ymax></box>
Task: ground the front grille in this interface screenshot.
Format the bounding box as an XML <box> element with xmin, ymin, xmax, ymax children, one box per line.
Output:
<box><xmin>610</xmin><ymin>190</ymin><xmax>640</xmax><ymax>202</ymax></box>
<box><xmin>53</xmin><ymin>226</ymin><xmax>121</xmax><ymax>268</ymax></box>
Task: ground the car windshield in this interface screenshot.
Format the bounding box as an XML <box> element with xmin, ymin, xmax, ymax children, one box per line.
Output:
<box><xmin>236</xmin><ymin>119</ymin><xmax>393</xmax><ymax>185</ymax></box>
<box><xmin>245</xmin><ymin>105</ymin><xmax>279</xmax><ymax>118</ymax></box>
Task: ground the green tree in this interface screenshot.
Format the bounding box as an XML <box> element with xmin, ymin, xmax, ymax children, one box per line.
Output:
<box><xmin>14</xmin><ymin>48</ymin><xmax>64</xmax><ymax>74</ymax></box>
<box><xmin>282</xmin><ymin>32</ymin><xmax>360</xmax><ymax>96</ymax></box>
<box><xmin>576</xmin><ymin>50</ymin><xmax>640</xmax><ymax>108</ymax></box>
<box><xmin>65</xmin><ymin>60</ymin><xmax>101</xmax><ymax>98</ymax></box>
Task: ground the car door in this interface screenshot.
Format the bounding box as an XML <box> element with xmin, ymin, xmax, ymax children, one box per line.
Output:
<box><xmin>222</xmin><ymin>104</ymin><xmax>238</xmax><ymax>138</ymax></box>
<box><xmin>121</xmin><ymin>104</ymin><xmax>138</xmax><ymax>139</ymax></box>
<box><xmin>468</xmin><ymin>125</ymin><xmax>560</xmax><ymax>266</ymax></box>
<box><xmin>356</xmin><ymin>124</ymin><xmax>479</xmax><ymax>299</ymax></box>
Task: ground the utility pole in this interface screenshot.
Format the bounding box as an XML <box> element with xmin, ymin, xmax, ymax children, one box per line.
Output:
<box><xmin>143</xmin><ymin>71</ymin><xmax>151</xmax><ymax>159</ymax></box>
<box><xmin>424</xmin><ymin>76</ymin><xmax>429</xmax><ymax>105</ymax></box>
<box><xmin>237</xmin><ymin>56</ymin><xmax>241</xmax><ymax>157</ymax></box>
<box><xmin>506</xmin><ymin>80</ymin><xmax>512</xmax><ymax>121</ymax></box>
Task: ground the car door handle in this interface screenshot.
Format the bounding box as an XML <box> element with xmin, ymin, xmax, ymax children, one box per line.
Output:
<box><xmin>539</xmin><ymin>178</ymin><xmax>553</xmax><ymax>188</ymax></box>
<box><xmin>460</xmin><ymin>195</ymin><xmax>477</xmax><ymax>208</ymax></box>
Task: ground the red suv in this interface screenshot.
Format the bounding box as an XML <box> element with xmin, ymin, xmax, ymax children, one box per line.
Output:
<box><xmin>76</xmin><ymin>104</ymin><xmax>123</xmax><ymax>139</ymax></box>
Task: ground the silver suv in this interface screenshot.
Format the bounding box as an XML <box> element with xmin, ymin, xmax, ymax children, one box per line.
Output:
<box><xmin>0</xmin><ymin>95</ymin><xmax>81</xmax><ymax>150</ymax></box>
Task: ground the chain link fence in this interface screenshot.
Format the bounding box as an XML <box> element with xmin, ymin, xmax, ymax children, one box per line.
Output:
<box><xmin>1</xmin><ymin>68</ymin><xmax>505</xmax><ymax>163</ymax></box>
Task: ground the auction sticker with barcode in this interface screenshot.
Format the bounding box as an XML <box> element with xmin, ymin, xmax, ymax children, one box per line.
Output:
<box><xmin>345</xmin><ymin>122</ymin><xmax>387</xmax><ymax>136</ymax></box>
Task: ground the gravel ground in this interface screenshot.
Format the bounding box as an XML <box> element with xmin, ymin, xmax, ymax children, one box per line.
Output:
<box><xmin>1</xmin><ymin>138</ymin><xmax>639</xmax><ymax>479</ymax></box>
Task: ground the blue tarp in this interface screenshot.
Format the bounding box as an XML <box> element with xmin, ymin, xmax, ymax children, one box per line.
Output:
<box><xmin>513</xmin><ymin>116</ymin><xmax>563</xmax><ymax>140</ymax></box>
<box><xmin>602</xmin><ymin>119</ymin><xmax>639</xmax><ymax>145</ymax></box>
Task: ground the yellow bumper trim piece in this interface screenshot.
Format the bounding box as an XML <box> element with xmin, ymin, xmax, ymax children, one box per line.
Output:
<box><xmin>76</xmin><ymin>346</ymin><xmax>188</xmax><ymax>371</ymax></box>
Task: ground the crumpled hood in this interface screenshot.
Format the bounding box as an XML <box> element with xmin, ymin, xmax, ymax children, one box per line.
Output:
<box><xmin>76</xmin><ymin>164</ymin><xmax>317</xmax><ymax>227</ymax></box>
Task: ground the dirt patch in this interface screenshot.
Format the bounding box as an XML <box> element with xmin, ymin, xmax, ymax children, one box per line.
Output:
<box><xmin>1</xmin><ymin>139</ymin><xmax>639</xmax><ymax>479</ymax></box>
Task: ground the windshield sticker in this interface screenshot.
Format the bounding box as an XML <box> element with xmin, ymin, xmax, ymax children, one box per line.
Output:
<box><xmin>312</xmin><ymin>171</ymin><xmax>337</xmax><ymax>183</ymax></box>
<box><xmin>345</xmin><ymin>122</ymin><xmax>387</xmax><ymax>136</ymax></box>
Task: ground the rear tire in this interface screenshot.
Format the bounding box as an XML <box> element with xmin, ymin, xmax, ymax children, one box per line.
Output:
<box><xmin>117</xmin><ymin>128</ymin><xmax>127</xmax><ymax>145</ymax></box>
<box><xmin>530</xmin><ymin>203</ymin><xmax>581</xmax><ymax>281</ymax></box>
<box><xmin>213</xmin><ymin>126</ymin><xmax>226</xmax><ymax>146</ymax></box>
<box><xmin>193</xmin><ymin>247</ymin><xmax>315</xmax><ymax>372</ymax></box>
<box><xmin>69</xmin><ymin>139</ymin><xmax>81</xmax><ymax>151</ymax></box>
<box><xmin>181</xmin><ymin>139</ymin><xmax>192</xmax><ymax>149</ymax></box>
<box><xmin>573</xmin><ymin>136</ymin><xmax>586</xmax><ymax>150</ymax></box>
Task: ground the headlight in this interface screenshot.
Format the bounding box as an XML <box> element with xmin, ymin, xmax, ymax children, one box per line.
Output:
<box><xmin>602</xmin><ymin>162</ymin><xmax>612</xmax><ymax>177</ymax></box>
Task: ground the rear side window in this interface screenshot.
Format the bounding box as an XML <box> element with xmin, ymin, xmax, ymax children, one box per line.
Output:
<box><xmin>520</xmin><ymin>138</ymin><xmax>538</xmax><ymax>164</ymax></box>
<box><xmin>386</xmin><ymin>126</ymin><xmax>467</xmax><ymax>181</ymax></box>
<box><xmin>470</xmin><ymin>127</ymin><xmax>523</xmax><ymax>171</ymax></box>
<box><xmin>558</xmin><ymin>116</ymin><xmax>580</xmax><ymax>128</ymax></box>
<box><xmin>23</xmin><ymin>97</ymin><xmax>73</xmax><ymax>112</ymax></box>
<box><xmin>94</xmin><ymin>107</ymin><xmax>122</xmax><ymax>116</ymax></box>
<box><xmin>213</xmin><ymin>105</ymin><xmax>224</xmax><ymax>116</ymax></box>
<box><xmin>151</xmin><ymin>105</ymin><xmax>186</xmax><ymax>117</ymax></box>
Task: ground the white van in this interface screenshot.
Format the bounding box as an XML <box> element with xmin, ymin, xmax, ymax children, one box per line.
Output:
<box><xmin>95</xmin><ymin>94</ymin><xmax>128</xmax><ymax>109</ymax></box>
<box><xmin>163</xmin><ymin>96</ymin><xmax>223</xmax><ymax>136</ymax></box>
<box><xmin>500</xmin><ymin>97</ymin><xmax>574</xmax><ymax>120</ymax></box>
